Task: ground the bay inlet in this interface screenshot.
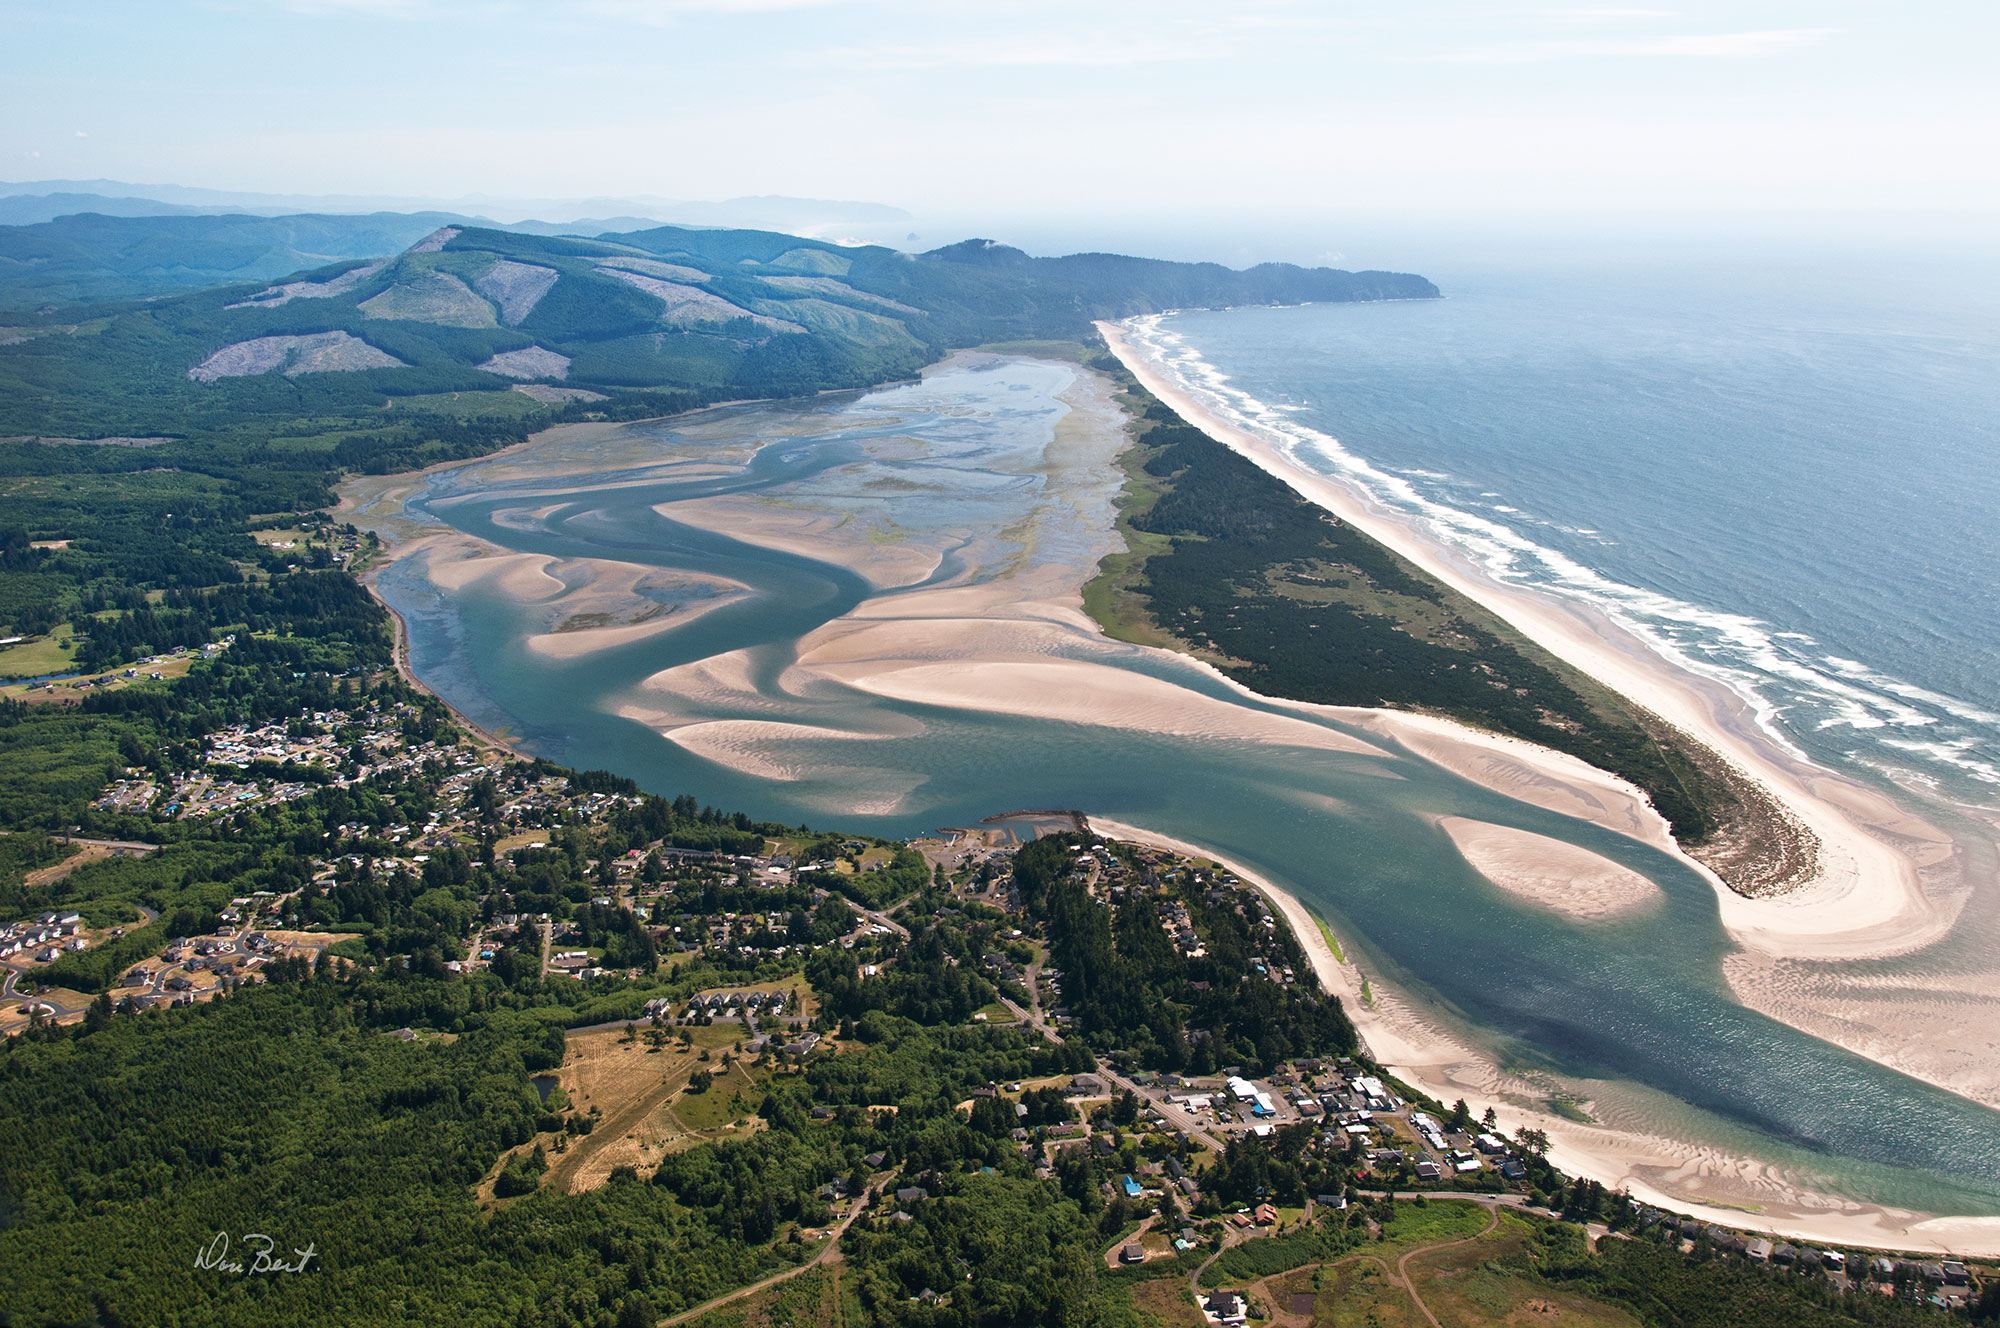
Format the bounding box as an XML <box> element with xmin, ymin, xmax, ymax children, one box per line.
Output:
<box><xmin>340</xmin><ymin>349</ymin><xmax>2000</xmax><ymax>1247</ymax></box>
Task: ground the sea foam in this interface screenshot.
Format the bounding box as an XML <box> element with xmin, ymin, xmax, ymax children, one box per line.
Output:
<box><xmin>1123</xmin><ymin>313</ymin><xmax>2000</xmax><ymax>793</ymax></box>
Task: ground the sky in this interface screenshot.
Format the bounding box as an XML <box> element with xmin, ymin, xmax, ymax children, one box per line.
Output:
<box><xmin>4</xmin><ymin>0</ymin><xmax>1997</xmax><ymax>230</ymax></box>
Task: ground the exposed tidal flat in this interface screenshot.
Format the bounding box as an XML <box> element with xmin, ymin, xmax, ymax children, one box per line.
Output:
<box><xmin>339</xmin><ymin>349</ymin><xmax>2000</xmax><ymax>1252</ymax></box>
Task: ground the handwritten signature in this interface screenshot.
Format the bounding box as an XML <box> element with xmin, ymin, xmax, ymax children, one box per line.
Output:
<box><xmin>195</xmin><ymin>1231</ymin><xmax>318</xmax><ymax>1275</ymax></box>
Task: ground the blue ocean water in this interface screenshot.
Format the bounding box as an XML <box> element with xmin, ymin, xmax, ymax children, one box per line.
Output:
<box><xmin>1130</xmin><ymin>245</ymin><xmax>2000</xmax><ymax>805</ymax></box>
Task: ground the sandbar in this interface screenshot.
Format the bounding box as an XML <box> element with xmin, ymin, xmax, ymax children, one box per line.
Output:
<box><xmin>1439</xmin><ymin>816</ymin><xmax>1661</xmax><ymax>921</ymax></box>
<box><xmin>1101</xmin><ymin>317</ymin><xmax>1955</xmax><ymax>961</ymax></box>
<box><xmin>1087</xmin><ymin>817</ymin><xmax>2000</xmax><ymax>1256</ymax></box>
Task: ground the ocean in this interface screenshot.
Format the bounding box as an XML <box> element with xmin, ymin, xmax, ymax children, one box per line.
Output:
<box><xmin>1124</xmin><ymin>241</ymin><xmax>2000</xmax><ymax>807</ymax></box>
<box><xmin>349</xmin><ymin>237</ymin><xmax>2000</xmax><ymax>1220</ymax></box>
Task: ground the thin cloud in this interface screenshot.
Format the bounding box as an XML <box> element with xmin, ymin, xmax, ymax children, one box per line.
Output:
<box><xmin>582</xmin><ymin>0</ymin><xmax>862</xmax><ymax>21</ymax></box>
<box><xmin>1412</xmin><ymin>27</ymin><xmax>1837</xmax><ymax>64</ymax></box>
<box><xmin>1541</xmin><ymin>7</ymin><xmax>1677</xmax><ymax>17</ymax></box>
<box><xmin>806</xmin><ymin>32</ymin><xmax>1220</xmax><ymax>71</ymax></box>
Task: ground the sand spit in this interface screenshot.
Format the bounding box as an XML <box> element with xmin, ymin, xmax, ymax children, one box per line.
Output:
<box><xmin>1722</xmin><ymin>954</ymin><xmax>2000</xmax><ymax>1112</ymax></box>
<box><xmin>1099</xmin><ymin>319</ymin><xmax>1956</xmax><ymax>965</ymax></box>
<box><xmin>1363</xmin><ymin>711</ymin><xmax>1676</xmax><ymax>850</ymax></box>
<box><xmin>333</xmin><ymin>349</ymin><xmax>2000</xmax><ymax>1248</ymax></box>
<box><xmin>1086</xmin><ymin>817</ymin><xmax>2000</xmax><ymax>1256</ymax></box>
<box><xmin>1102</xmin><ymin>316</ymin><xmax>2000</xmax><ymax>1129</ymax></box>
<box><xmin>1439</xmin><ymin>816</ymin><xmax>1662</xmax><ymax>921</ymax></box>
<box><xmin>815</xmin><ymin>621</ymin><xmax>1386</xmax><ymax>758</ymax></box>
<box><xmin>664</xmin><ymin>495</ymin><xmax>952</xmax><ymax>592</ymax></box>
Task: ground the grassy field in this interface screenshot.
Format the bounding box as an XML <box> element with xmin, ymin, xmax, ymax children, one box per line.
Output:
<box><xmin>1406</xmin><ymin>1210</ymin><xmax>1639</xmax><ymax>1328</ymax></box>
<box><xmin>1</xmin><ymin>654</ymin><xmax>193</xmax><ymax>702</ymax></box>
<box><xmin>0</xmin><ymin>625</ymin><xmax>78</xmax><ymax>678</ymax></box>
<box><xmin>1128</xmin><ymin>1275</ymin><xmax>1206</xmax><ymax>1327</ymax></box>
<box><xmin>1212</xmin><ymin>1203</ymin><xmax>1641</xmax><ymax>1328</ymax></box>
<box><xmin>969</xmin><ymin>339</ymin><xmax>1090</xmax><ymax>363</ymax></box>
<box><xmin>1079</xmin><ymin>409</ymin><xmax>1197</xmax><ymax>655</ymax></box>
<box><xmin>684</xmin><ymin>1264</ymin><xmax>844</xmax><ymax>1328</ymax></box>
<box><xmin>476</xmin><ymin>1022</ymin><xmax>775</xmax><ymax>1200</ymax></box>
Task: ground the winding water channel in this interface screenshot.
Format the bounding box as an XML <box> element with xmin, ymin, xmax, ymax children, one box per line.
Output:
<box><xmin>344</xmin><ymin>354</ymin><xmax>2000</xmax><ymax>1222</ymax></box>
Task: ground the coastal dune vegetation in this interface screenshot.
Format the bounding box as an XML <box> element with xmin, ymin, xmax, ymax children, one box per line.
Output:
<box><xmin>1080</xmin><ymin>351</ymin><xmax>1813</xmax><ymax>897</ymax></box>
<box><xmin>7</xmin><ymin>209</ymin><xmax>1982</xmax><ymax>1326</ymax></box>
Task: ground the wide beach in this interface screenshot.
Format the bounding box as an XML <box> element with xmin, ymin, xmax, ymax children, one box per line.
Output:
<box><xmin>1099</xmin><ymin>318</ymin><xmax>2000</xmax><ymax>1114</ymax></box>
<box><xmin>341</xmin><ymin>345</ymin><xmax>2000</xmax><ymax>1252</ymax></box>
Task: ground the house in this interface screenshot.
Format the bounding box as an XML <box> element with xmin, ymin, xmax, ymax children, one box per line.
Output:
<box><xmin>1121</xmin><ymin>1175</ymin><xmax>1143</xmax><ymax>1199</ymax></box>
<box><xmin>1253</xmin><ymin>1203</ymin><xmax>1278</xmax><ymax>1227</ymax></box>
<box><xmin>1120</xmin><ymin>1244</ymin><xmax>1145</xmax><ymax>1264</ymax></box>
<box><xmin>894</xmin><ymin>1186</ymin><xmax>929</xmax><ymax>1204</ymax></box>
<box><xmin>1202</xmin><ymin>1290</ymin><xmax>1247</xmax><ymax>1324</ymax></box>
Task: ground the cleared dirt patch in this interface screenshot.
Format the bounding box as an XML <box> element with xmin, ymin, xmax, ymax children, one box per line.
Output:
<box><xmin>599</xmin><ymin>257</ymin><xmax>712</xmax><ymax>284</ymax></box>
<box><xmin>513</xmin><ymin>383</ymin><xmax>607</xmax><ymax>403</ymax></box>
<box><xmin>758</xmin><ymin>275</ymin><xmax>921</xmax><ymax>315</ymax></box>
<box><xmin>479</xmin><ymin>346</ymin><xmax>571</xmax><ymax>380</ymax></box>
<box><xmin>475</xmin><ymin>259</ymin><xmax>560</xmax><ymax>324</ymax></box>
<box><xmin>596</xmin><ymin>266</ymin><xmax>803</xmax><ymax>333</ymax></box>
<box><xmin>189</xmin><ymin>331</ymin><xmax>406</xmax><ymax>381</ymax></box>
<box><xmin>361</xmin><ymin>271</ymin><xmax>497</xmax><ymax>328</ymax></box>
<box><xmin>535</xmin><ymin>1022</ymin><xmax>774</xmax><ymax>1194</ymax></box>
<box><xmin>226</xmin><ymin>260</ymin><xmax>386</xmax><ymax>308</ymax></box>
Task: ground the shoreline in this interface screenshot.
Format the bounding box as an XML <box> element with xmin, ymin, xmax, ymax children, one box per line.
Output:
<box><xmin>332</xmin><ymin>342</ymin><xmax>2000</xmax><ymax>1248</ymax></box>
<box><xmin>1084</xmin><ymin>816</ymin><xmax>2000</xmax><ymax>1257</ymax></box>
<box><xmin>1096</xmin><ymin>317</ymin><xmax>1958</xmax><ymax>965</ymax></box>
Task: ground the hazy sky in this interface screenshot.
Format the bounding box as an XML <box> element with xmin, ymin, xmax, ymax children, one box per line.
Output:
<box><xmin>6</xmin><ymin>0</ymin><xmax>1996</xmax><ymax>217</ymax></box>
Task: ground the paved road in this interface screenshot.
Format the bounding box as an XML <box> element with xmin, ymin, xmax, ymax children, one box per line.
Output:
<box><xmin>1003</xmin><ymin>955</ymin><xmax>1227</xmax><ymax>1153</ymax></box>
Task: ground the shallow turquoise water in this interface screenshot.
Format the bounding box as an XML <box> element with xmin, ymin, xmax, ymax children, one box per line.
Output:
<box><xmin>360</xmin><ymin>356</ymin><xmax>2000</xmax><ymax>1215</ymax></box>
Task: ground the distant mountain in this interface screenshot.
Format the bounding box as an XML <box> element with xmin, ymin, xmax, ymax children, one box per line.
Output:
<box><xmin>0</xmin><ymin>193</ymin><xmax>218</xmax><ymax>227</ymax></box>
<box><xmin>0</xmin><ymin>218</ymin><xmax>1438</xmax><ymax>472</ymax></box>
<box><xmin>0</xmin><ymin>178</ymin><xmax>911</xmax><ymax>235</ymax></box>
<box><xmin>0</xmin><ymin>188</ymin><xmax>927</xmax><ymax>308</ymax></box>
<box><xmin>0</xmin><ymin>211</ymin><xmax>481</xmax><ymax>308</ymax></box>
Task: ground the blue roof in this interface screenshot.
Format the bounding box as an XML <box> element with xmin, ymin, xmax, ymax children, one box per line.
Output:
<box><xmin>1122</xmin><ymin>1175</ymin><xmax>1143</xmax><ymax>1197</ymax></box>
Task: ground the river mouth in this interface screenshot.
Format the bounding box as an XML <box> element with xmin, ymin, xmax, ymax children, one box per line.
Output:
<box><xmin>340</xmin><ymin>350</ymin><xmax>2000</xmax><ymax>1239</ymax></box>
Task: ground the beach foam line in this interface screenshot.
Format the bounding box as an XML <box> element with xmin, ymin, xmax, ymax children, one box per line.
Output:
<box><xmin>1118</xmin><ymin>315</ymin><xmax>2000</xmax><ymax>788</ymax></box>
<box><xmin>1100</xmin><ymin>317</ymin><xmax>1950</xmax><ymax>962</ymax></box>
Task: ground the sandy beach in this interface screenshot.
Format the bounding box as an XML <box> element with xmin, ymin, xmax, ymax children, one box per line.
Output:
<box><xmin>1086</xmin><ymin>816</ymin><xmax>2000</xmax><ymax>1256</ymax></box>
<box><xmin>1100</xmin><ymin>318</ymin><xmax>1958</xmax><ymax>962</ymax></box>
<box><xmin>1096</xmin><ymin>321</ymin><xmax>2000</xmax><ymax>1117</ymax></box>
<box><xmin>337</xmin><ymin>344</ymin><xmax>2000</xmax><ymax>1253</ymax></box>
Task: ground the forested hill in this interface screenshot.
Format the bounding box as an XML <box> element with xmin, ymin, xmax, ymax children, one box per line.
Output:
<box><xmin>0</xmin><ymin>214</ymin><xmax>1434</xmax><ymax>491</ymax></box>
<box><xmin>0</xmin><ymin>218</ymin><xmax>1433</xmax><ymax>663</ymax></box>
<box><xmin>0</xmin><ymin>210</ymin><xmax>476</xmax><ymax>307</ymax></box>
